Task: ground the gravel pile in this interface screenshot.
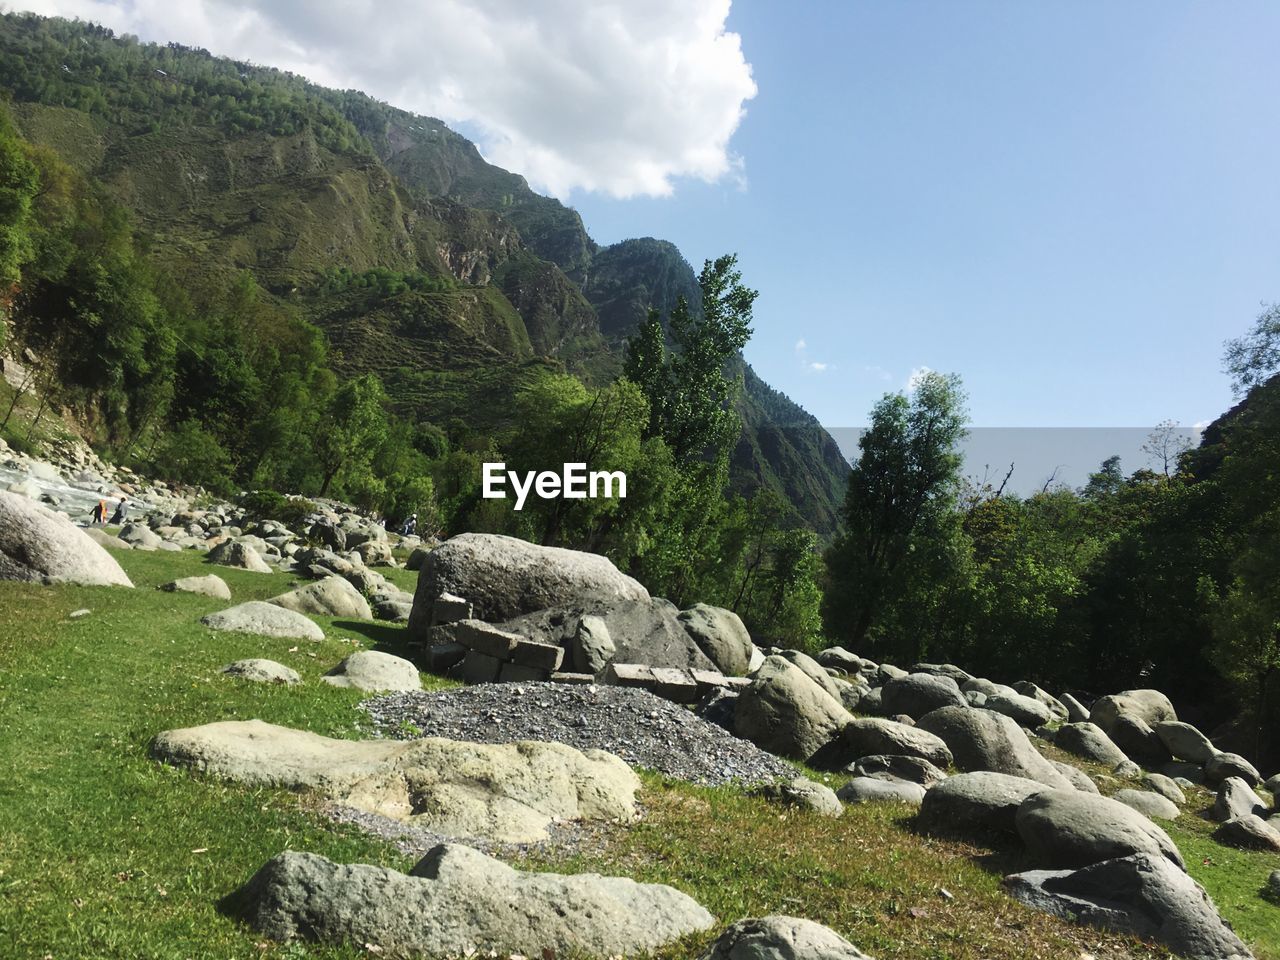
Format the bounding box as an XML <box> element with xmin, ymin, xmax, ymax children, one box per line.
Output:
<box><xmin>361</xmin><ymin>681</ymin><xmax>795</xmax><ymax>787</ymax></box>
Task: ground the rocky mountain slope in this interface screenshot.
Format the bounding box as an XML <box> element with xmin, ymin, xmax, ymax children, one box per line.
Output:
<box><xmin>0</xmin><ymin>13</ymin><xmax>849</xmax><ymax>532</ymax></box>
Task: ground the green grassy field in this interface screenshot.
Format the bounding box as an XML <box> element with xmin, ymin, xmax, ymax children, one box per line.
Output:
<box><xmin>0</xmin><ymin>546</ymin><xmax>1273</xmax><ymax>959</ymax></box>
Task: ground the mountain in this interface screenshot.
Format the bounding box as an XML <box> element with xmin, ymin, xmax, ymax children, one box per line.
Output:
<box><xmin>0</xmin><ymin>12</ymin><xmax>849</xmax><ymax>532</ymax></box>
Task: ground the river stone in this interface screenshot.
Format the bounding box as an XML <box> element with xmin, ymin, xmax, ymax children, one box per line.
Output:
<box><xmin>152</xmin><ymin>719</ymin><xmax>639</xmax><ymax>843</ymax></box>
<box><xmin>911</xmin><ymin>662</ymin><xmax>972</xmax><ymax>684</ymax></box>
<box><xmin>82</xmin><ymin>526</ymin><xmax>132</xmax><ymax>551</ymax></box>
<box><xmin>735</xmin><ymin>656</ymin><xmax>853</xmax><ymax>761</ymax></box>
<box><xmin>1060</xmin><ymin>692</ymin><xmax>1091</xmax><ymax>723</ymax></box>
<box><xmin>1013</xmin><ymin>681</ymin><xmax>1069</xmax><ymax>721</ymax></box>
<box><xmin>1004</xmin><ymin>853</ymin><xmax>1253</xmax><ymax>960</ymax></box>
<box><xmin>160</xmin><ymin>574</ymin><xmax>231</xmax><ymax>600</ymax></box>
<box><xmin>678</xmin><ymin>604</ymin><xmax>756</xmax><ymax>676</ymax></box>
<box><xmin>208</xmin><ymin>539</ymin><xmax>273</xmax><ymax>574</ymax></box>
<box><xmin>1015</xmin><ymin>789</ymin><xmax>1185</xmax><ymax>869</ymax></box>
<box><xmin>852</xmin><ymin>754</ymin><xmax>948</xmax><ymax>788</ymax></box>
<box><xmin>1052</xmin><ymin>760</ymin><xmax>1100</xmax><ymax>793</ymax></box>
<box><xmin>220</xmin><ymin>659</ymin><xmax>300</xmax><ymax>684</ymax></box>
<box><xmin>1090</xmin><ymin>689</ymin><xmax>1177</xmax><ymax>734</ymax></box>
<box><xmin>570</xmin><ymin>614</ymin><xmax>616</xmax><ymax>675</ymax></box>
<box><xmin>1111</xmin><ymin>713</ymin><xmax>1172</xmax><ymax>764</ymax></box>
<box><xmin>1213</xmin><ymin>814</ymin><xmax>1280</xmax><ymax>852</ymax></box>
<box><xmin>881</xmin><ymin>673</ymin><xmax>967</xmax><ymax>718</ymax></box>
<box><xmin>830</xmin><ymin>717</ymin><xmax>953</xmax><ymax>769</ymax></box>
<box><xmin>917</xmin><ymin>706</ymin><xmax>1073</xmax><ymax>789</ymax></box>
<box><xmin>1213</xmin><ymin>777</ymin><xmax>1266</xmax><ymax>822</ymax></box>
<box><xmin>409</xmin><ymin>532</ymin><xmax>649</xmax><ymax>634</ymax></box>
<box><xmin>836</xmin><ymin>776</ymin><xmax>925</xmax><ymax>806</ymax></box>
<box><xmin>1050</xmin><ymin>722</ymin><xmax>1128</xmax><ymax>767</ymax></box>
<box><xmin>0</xmin><ymin>491</ymin><xmax>133</xmax><ymax>587</ymax></box>
<box><xmin>758</xmin><ymin>777</ymin><xmax>843</xmax><ymax>817</ymax></box>
<box><xmin>697</xmin><ymin>915</ymin><xmax>874</xmax><ymax>960</ymax></box>
<box><xmin>237</xmin><ymin>844</ymin><xmax>713</xmax><ymax>956</ymax></box>
<box><xmin>775</xmin><ymin>650</ymin><xmax>842</xmax><ymax>700</ymax></box>
<box><xmin>1143</xmin><ymin>773</ymin><xmax>1186</xmax><ymax>804</ymax></box>
<box><xmin>961</xmin><ymin>677</ymin><xmax>1017</xmax><ymax>699</ymax></box>
<box><xmin>986</xmin><ymin>692</ymin><xmax>1053</xmax><ymax>728</ymax></box>
<box><xmin>918</xmin><ymin>771</ymin><xmax>1048</xmax><ymax>836</ymax></box>
<box><xmin>201</xmin><ymin>601</ymin><xmax>323</xmax><ymax>640</ymax></box>
<box><xmin>1152</xmin><ymin>720</ymin><xmax>1218</xmax><ymax>764</ymax></box>
<box><xmin>321</xmin><ymin>650</ymin><xmax>421</xmax><ymax>692</ymax></box>
<box><xmin>1114</xmin><ymin>789</ymin><xmax>1180</xmax><ymax>821</ymax></box>
<box><xmin>1205</xmin><ymin>752</ymin><xmax>1262</xmax><ymax>787</ymax></box>
<box><xmin>268</xmin><ymin>576</ymin><xmax>372</xmax><ymax>620</ymax></box>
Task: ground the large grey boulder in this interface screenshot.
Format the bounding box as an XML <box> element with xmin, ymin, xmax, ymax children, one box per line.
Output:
<box><xmin>757</xmin><ymin>777</ymin><xmax>843</xmax><ymax>817</ymax></box>
<box><xmin>678</xmin><ymin>604</ymin><xmax>756</xmax><ymax>676</ymax></box>
<box><xmin>836</xmin><ymin>776</ymin><xmax>925</xmax><ymax>806</ymax></box>
<box><xmin>831</xmin><ymin>717</ymin><xmax>952</xmax><ymax>769</ymax></box>
<box><xmin>1153</xmin><ymin>720</ymin><xmax>1218</xmax><ymax>764</ymax></box>
<box><xmin>268</xmin><ymin>576</ymin><xmax>372</xmax><ymax>620</ymax></box>
<box><xmin>1089</xmin><ymin>689</ymin><xmax>1177</xmax><ymax>734</ymax></box>
<box><xmin>918</xmin><ymin>771</ymin><xmax>1047</xmax><ymax>836</ymax></box>
<box><xmin>778</xmin><ymin>649</ymin><xmax>844</xmax><ymax>700</ymax></box>
<box><xmin>0</xmin><ymin>492</ymin><xmax>133</xmax><ymax>587</ymax></box>
<box><xmin>237</xmin><ymin>844</ymin><xmax>713</xmax><ymax>956</ymax></box>
<box><xmin>1213</xmin><ymin>815</ymin><xmax>1280</xmax><ymax>852</ymax></box>
<box><xmin>160</xmin><ymin>574</ymin><xmax>231</xmax><ymax>600</ymax></box>
<box><xmin>1004</xmin><ymin>853</ymin><xmax>1253</xmax><ymax>960</ymax></box>
<box><xmin>1205</xmin><ymin>752</ymin><xmax>1262</xmax><ymax>787</ymax></box>
<box><xmin>734</xmin><ymin>656</ymin><xmax>852</xmax><ymax>762</ymax></box>
<box><xmin>1110</xmin><ymin>714</ymin><xmax>1172</xmax><ymax>764</ymax></box>
<box><xmin>152</xmin><ymin>719</ymin><xmax>639</xmax><ymax>843</ymax></box>
<box><xmin>117</xmin><ymin>522</ymin><xmax>164</xmax><ymax>549</ymax></box>
<box><xmin>852</xmin><ymin>754</ymin><xmax>948</xmax><ymax>788</ymax></box>
<box><xmin>201</xmin><ymin>601</ymin><xmax>323</xmax><ymax>640</ymax></box>
<box><xmin>1113</xmin><ymin>789</ymin><xmax>1180</xmax><ymax>821</ymax></box>
<box><xmin>880</xmin><ymin>673</ymin><xmax>967</xmax><ymax>718</ymax></box>
<box><xmin>208</xmin><ymin>539</ymin><xmax>273</xmax><ymax>574</ymax></box>
<box><xmin>986</xmin><ymin>693</ymin><xmax>1052</xmax><ymax>728</ymax></box>
<box><xmin>1060</xmin><ymin>692</ymin><xmax>1091</xmax><ymax>723</ymax></box>
<box><xmin>1143</xmin><ymin>773</ymin><xmax>1187</xmax><ymax>805</ymax></box>
<box><xmin>321</xmin><ymin>650</ymin><xmax>421</xmax><ymax>692</ymax></box>
<box><xmin>83</xmin><ymin>526</ymin><xmax>133</xmax><ymax>551</ymax></box>
<box><xmin>569</xmin><ymin>614</ymin><xmax>616</xmax><ymax>675</ymax></box>
<box><xmin>220</xmin><ymin>659</ymin><xmax>300</xmax><ymax>685</ymax></box>
<box><xmin>1051</xmin><ymin>760</ymin><xmax>1100</xmax><ymax>794</ymax></box>
<box><xmin>1015</xmin><ymin>789</ymin><xmax>1185</xmax><ymax>870</ymax></box>
<box><xmin>409</xmin><ymin>533</ymin><xmax>649</xmax><ymax>635</ymax></box>
<box><xmin>1054</xmin><ymin>722</ymin><xmax>1129</xmax><ymax>767</ymax></box>
<box><xmin>917</xmin><ymin>706</ymin><xmax>1073</xmax><ymax>789</ymax></box>
<box><xmin>1213</xmin><ymin>777</ymin><xmax>1266</xmax><ymax>822</ymax></box>
<box><xmin>696</xmin><ymin>916</ymin><xmax>874</xmax><ymax>960</ymax></box>
<box><xmin>1013</xmin><ymin>681</ymin><xmax>1069</xmax><ymax>721</ymax></box>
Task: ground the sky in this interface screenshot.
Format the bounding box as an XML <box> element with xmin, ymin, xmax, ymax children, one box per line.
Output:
<box><xmin>14</xmin><ymin>0</ymin><xmax>1280</xmax><ymax>489</ymax></box>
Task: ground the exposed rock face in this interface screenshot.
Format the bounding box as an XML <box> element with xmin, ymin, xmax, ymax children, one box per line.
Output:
<box><xmin>1054</xmin><ymin>722</ymin><xmax>1128</xmax><ymax>767</ymax></box>
<box><xmin>409</xmin><ymin>533</ymin><xmax>649</xmax><ymax>635</ymax></box>
<box><xmin>880</xmin><ymin>673</ymin><xmax>967</xmax><ymax>718</ymax></box>
<box><xmin>0</xmin><ymin>491</ymin><xmax>133</xmax><ymax>587</ymax></box>
<box><xmin>678</xmin><ymin>603</ymin><xmax>756</xmax><ymax>676</ymax></box>
<box><xmin>917</xmin><ymin>771</ymin><xmax>1047</xmax><ymax>836</ymax></box>
<box><xmin>1014</xmin><ymin>789</ymin><xmax>1185</xmax><ymax>870</ymax></box>
<box><xmin>208</xmin><ymin>539</ymin><xmax>274</xmax><ymax>573</ymax></box>
<box><xmin>1004</xmin><ymin>853</ymin><xmax>1253</xmax><ymax>960</ymax></box>
<box><xmin>200</xmin><ymin>601</ymin><xmax>324</xmax><ymax>641</ymax></box>
<box><xmin>321</xmin><ymin>650</ymin><xmax>421</xmax><ymax>692</ymax></box>
<box><xmin>1089</xmin><ymin>689</ymin><xmax>1177</xmax><ymax>734</ymax></box>
<box><xmin>236</xmin><ymin>844</ymin><xmax>714</xmax><ymax>956</ymax></box>
<box><xmin>831</xmin><ymin>717</ymin><xmax>953</xmax><ymax>769</ymax></box>
<box><xmin>268</xmin><ymin>576</ymin><xmax>372</xmax><ymax>620</ymax></box>
<box><xmin>734</xmin><ymin>657</ymin><xmax>852</xmax><ymax>762</ymax></box>
<box><xmin>151</xmin><ymin>719</ymin><xmax>639</xmax><ymax>843</ymax></box>
<box><xmin>916</xmin><ymin>706</ymin><xmax>1073</xmax><ymax>789</ymax></box>
<box><xmin>160</xmin><ymin>574</ymin><xmax>231</xmax><ymax>599</ymax></box>
<box><xmin>696</xmin><ymin>916</ymin><xmax>875</xmax><ymax>960</ymax></box>
<box><xmin>220</xmin><ymin>659</ymin><xmax>300</xmax><ymax>684</ymax></box>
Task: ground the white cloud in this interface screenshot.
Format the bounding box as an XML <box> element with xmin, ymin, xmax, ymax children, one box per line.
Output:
<box><xmin>862</xmin><ymin>364</ymin><xmax>892</xmax><ymax>382</ymax></box>
<box><xmin>794</xmin><ymin>339</ymin><xmax>807</xmax><ymax>352</ymax></box>
<box><xmin>809</xmin><ymin>362</ymin><xmax>828</xmax><ymax>372</ymax></box>
<box><xmin>905</xmin><ymin>365</ymin><xmax>934</xmax><ymax>391</ymax></box>
<box><xmin>793</xmin><ymin>338</ymin><xmax>831</xmax><ymax>373</ymax></box>
<box><xmin>16</xmin><ymin>0</ymin><xmax>757</xmax><ymax>199</ymax></box>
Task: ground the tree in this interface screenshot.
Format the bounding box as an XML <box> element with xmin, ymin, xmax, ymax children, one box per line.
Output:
<box><xmin>823</xmin><ymin>371</ymin><xmax>969</xmax><ymax>652</ymax></box>
<box><xmin>1083</xmin><ymin>455</ymin><xmax>1124</xmax><ymax>500</ymax></box>
<box><xmin>1142</xmin><ymin>420</ymin><xmax>1192</xmax><ymax>477</ymax></box>
<box><xmin>314</xmin><ymin>374</ymin><xmax>389</xmax><ymax>497</ymax></box>
<box><xmin>1224</xmin><ymin>303</ymin><xmax>1280</xmax><ymax>396</ymax></box>
<box><xmin>0</xmin><ymin>108</ymin><xmax>38</xmax><ymax>290</ymax></box>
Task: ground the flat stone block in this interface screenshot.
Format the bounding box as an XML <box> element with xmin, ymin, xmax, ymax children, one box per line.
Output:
<box><xmin>452</xmin><ymin>619</ymin><xmax>520</xmax><ymax>659</ymax></box>
<box><xmin>509</xmin><ymin>638</ymin><xmax>565</xmax><ymax>671</ymax></box>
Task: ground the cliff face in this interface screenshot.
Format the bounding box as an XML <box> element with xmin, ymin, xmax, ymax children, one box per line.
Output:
<box><xmin>1</xmin><ymin>12</ymin><xmax>849</xmax><ymax>533</ymax></box>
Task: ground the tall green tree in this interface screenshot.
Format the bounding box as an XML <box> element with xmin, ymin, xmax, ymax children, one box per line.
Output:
<box><xmin>315</xmin><ymin>374</ymin><xmax>389</xmax><ymax>496</ymax></box>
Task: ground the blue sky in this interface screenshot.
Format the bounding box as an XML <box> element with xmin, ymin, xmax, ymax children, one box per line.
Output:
<box><xmin>569</xmin><ymin>2</ymin><xmax>1279</xmax><ymax>440</ymax></box>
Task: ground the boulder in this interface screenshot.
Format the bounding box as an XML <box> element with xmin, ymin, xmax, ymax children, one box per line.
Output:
<box><xmin>237</xmin><ymin>844</ymin><xmax>713</xmax><ymax>957</ymax></box>
<box><xmin>268</xmin><ymin>576</ymin><xmax>372</xmax><ymax>620</ymax></box>
<box><xmin>918</xmin><ymin>771</ymin><xmax>1048</xmax><ymax>836</ymax></box>
<box><xmin>1051</xmin><ymin>760</ymin><xmax>1100</xmax><ymax>794</ymax></box>
<box><xmin>1052</xmin><ymin>722</ymin><xmax>1128</xmax><ymax>767</ymax></box>
<box><xmin>829</xmin><ymin>717</ymin><xmax>952</xmax><ymax>769</ymax></box>
<box><xmin>117</xmin><ymin>522</ymin><xmax>164</xmax><ymax>549</ymax></box>
<box><xmin>917</xmin><ymin>706</ymin><xmax>1073</xmax><ymax>789</ymax></box>
<box><xmin>0</xmin><ymin>492</ymin><xmax>133</xmax><ymax>587</ymax></box>
<box><xmin>1213</xmin><ymin>814</ymin><xmax>1280</xmax><ymax>852</ymax></box>
<box><xmin>757</xmin><ymin>777</ymin><xmax>843</xmax><ymax>817</ymax></box>
<box><xmin>1205</xmin><ymin>752</ymin><xmax>1262</xmax><ymax>787</ymax></box>
<box><xmin>1015</xmin><ymin>789</ymin><xmax>1185</xmax><ymax>869</ymax></box>
<box><xmin>409</xmin><ymin>533</ymin><xmax>649</xmax><ymax>634</ymax></box>
<box><xmin>159</xmin><ymin>574</ymin><xmax>231</xmax><ymax>600</ymax></box>
<box><xmin>1152</xmin><ymin>720</ymin><xmax>1218</xmax><ymax>764</ymax></box>
<box><xmin>1013</xmin><ymin>681</ymin><xmax>1070</xmax><ymax>721</ymax></box>
<box><xmin>881</xmin><ymin>673</ymin><xmax>967</xmax><ymax>718</ymax></box>
<box><xmin>82</xmin><ymin>526</ymin><xmax>133</xmax><ymax>551</ymax></box>
<box><xmin>570</xmin><ymin>614</ymin><xmax>616</xmax><ymax>675</ymax></box>
<box><xmin>1090</xmin><ymin>689</ymin><xmax>1177</xmax><ymax>734</ymax></box>
<box><xmin>1113</xmin><ymin>789</ymin><xmax>1180</xmax><ymax>821</ymax></box>
<box><xmin>816</xmin><ymin>647</ymin><xmax>866</xmax><ymax>673</ymax></box>
<box><xmin>678</xmin><ymin>604</ymin><xmax>756</xmax><ymax>676</ymax></box>
<box><xmin>986</xmin><ymin>693</ymin><xmax>1052</xmax><ymax>728</ymax></box>
<box><xmin>852</xmin><ymin>754</ymin><xmax>948</xmax><ymax>788</ymax></box>
<box><xmin>200</xmin><ymin>601</ymin><xmax>323</xmax><ymax>641</ymax></box>
<box><xmin>734</xmin><ymin>657</ymin><xmax>853</xmax><ymax>761</ymax></box>
<box><xmin>405</xmin><ymin>545</ymin><xmax>431</xmax><ymax>571</ymax></box>
<box><xmin>152</xmin><ymin>719</ymin><xmax>639</xmax><ymax>843</ymax></box>
<box><xmin>1143</xmin><ymin>773</ymin><xmax>1186</xmax><ymax>805</ymax></box>
<box><xmin>964</xmin><ymin>690</ymin><xmax>987</xmax><ymax>708</ymax></box>
<box><xmin>321</xmin><ymin>650</ymin><xmax>421</xmax><ymax>692</ymax></box>
<box><xmin>1004</xmin><ymin>853</ymin><xmax>1253</xmax><ymax>960</ymax></box>
<box><xmin>371</xmin><ymin>599</ymin><xmax>412</xmax><ymax>622</ymax></box>
<box><xmin>910</xmin><ymin>662</ymin><xmax>972</xmax><ymax>684</ymax></box>
<box><xmin>696</xmin><ymin>916</ymin><xmax>873</xmax><ymax>960</ymax></box>
<box><xmin>836</xmin><ymin>776</ymin><xmax>925</xmax><ymax>806</ymax></box>
<box><xmin>1110</xmin><ymin>713</ymin><xmax>1172</xmax><ymax>764</ymax></box>
<box><xmin>1212</xmin><ymin>777</ymin><xmax>1265</xmax><ymax>822</ymax></box>
<box><xmin>1060</xmin><ymin>692</ymin><xmax>1091</xmax><ymax>723</ymax></box>
<box><xmin>354</xmin><ymin>539</ymin><xmax>394</xmax><ymax>567</ymax></box>
<box><xmin>875</xmin><ymin>663</ymin><xmax>908</xmax><ymax>684</ymax></box>
<box><xmin>961</xmin><ymin>677</ymin><xmax>1017</xmax><ymax>699</ymax></box>
<box><xmin>778</xmin><ymin>649</ymin><xmax>845</xmax><ymax>700</ymax></box>
<box><xmin>208</xmin><ymin>539</ymin><xmax>273</xmax><ymax>574</ymax></box>
<box><xmin>220</xmin><ymin>659</ymin><xmax>300</xmax><ymax>685</ymax></box>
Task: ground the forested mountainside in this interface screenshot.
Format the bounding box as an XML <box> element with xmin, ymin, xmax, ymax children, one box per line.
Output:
<box><xmin>0</xmin><ymin>13</ymin><xmax>847</xmax><ymax>533</ymax></box>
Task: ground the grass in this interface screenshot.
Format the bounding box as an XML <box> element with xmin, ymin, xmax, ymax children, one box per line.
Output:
<box><xmin>0</xmin><ymin>547</ymin><xmax>1271</xmax><ymax>959</ymax></box>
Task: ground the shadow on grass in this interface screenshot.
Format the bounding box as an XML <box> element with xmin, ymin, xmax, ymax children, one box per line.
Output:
<box><xmin>333</xmin><ymin>619</ymin><xmax>415</xmax><ymax>656</ymax></box>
